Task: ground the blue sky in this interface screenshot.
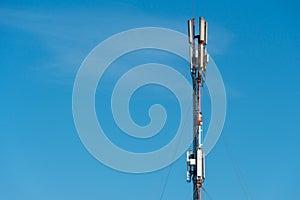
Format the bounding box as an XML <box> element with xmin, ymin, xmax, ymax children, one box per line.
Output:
<box><xmin>1</xmin><ymin>0</ymin><xmax>300</xmax><ymax>199</ymax></box>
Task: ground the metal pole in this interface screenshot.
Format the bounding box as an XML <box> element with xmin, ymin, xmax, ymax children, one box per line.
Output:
<box><xmin>186</xmin><ymin>17</ymin><xmax>208</xmax><ymax>200</ymax></box>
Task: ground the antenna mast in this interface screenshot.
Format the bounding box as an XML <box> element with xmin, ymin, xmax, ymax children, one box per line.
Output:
<box><xmin>186</xmin><ymin>17</ymin><xmax>209</xmax><ymax>200</ymax></box>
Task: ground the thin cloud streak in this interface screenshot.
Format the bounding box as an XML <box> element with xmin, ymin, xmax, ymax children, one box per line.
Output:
<box><xmin>0</xmin><ymin>7</ymin><xmax>234</xmax><ymax>84</ymax></box>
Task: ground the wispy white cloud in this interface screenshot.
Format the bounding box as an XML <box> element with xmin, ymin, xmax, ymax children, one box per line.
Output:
<box><xmin>209</xmin><ymin>23</ymin><xmax>235</xmax><ymax>55</ymax></box>
<box><xmin>0</xmin><ymin>6</ymin><xmax>235</xmax><ymax>85</ymax></box>
<box><xmin>0</xmin><ymin>7</ymin><xmax>162</xmax><ymax>77</ymax></box>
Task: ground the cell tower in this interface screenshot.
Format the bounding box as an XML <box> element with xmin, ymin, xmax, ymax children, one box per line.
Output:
<box><xmin>186</xmin><ymin>17</ymin><xmax>209</xmax><ymax>200</ymax></box>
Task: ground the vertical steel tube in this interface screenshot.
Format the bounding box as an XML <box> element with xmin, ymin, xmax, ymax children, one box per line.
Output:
<box><xmin>187</xmin><ymin>17</ymin><xmax>208</xmax><ymax>200</ymax></box>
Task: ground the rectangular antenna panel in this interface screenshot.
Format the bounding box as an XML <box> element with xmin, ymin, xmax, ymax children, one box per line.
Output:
<box><xmin>188</xmin><ymin>19</ymin><xmax>195</xmax><ymax>44</ymax></box>
<box><xmin>205</xmin><ymin>22</ymin><xmax>208</xmax><ymax>45</ymax></box>
<box><xmin>199</xmin><ymin>17</ymin><xmax>205</xmax><ymax>43</ymax></box>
